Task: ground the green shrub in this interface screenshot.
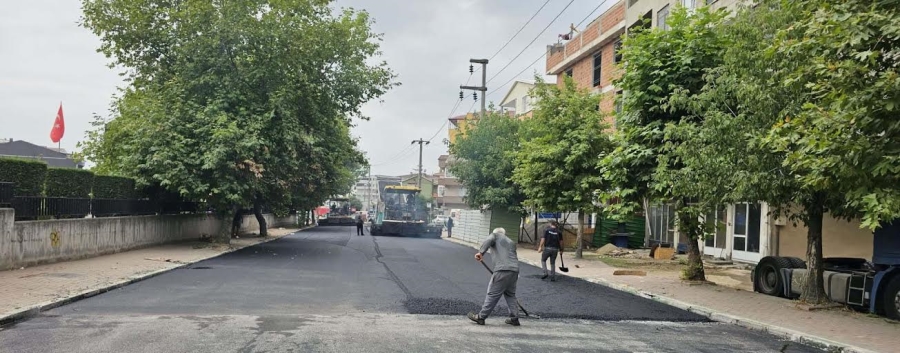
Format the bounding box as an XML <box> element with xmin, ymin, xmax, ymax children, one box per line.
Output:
<box><xmin>45</xmin><ymin>168</ymin><xmax>94</xmax><ymax>198</ymax></box>
<box><xmin>0</xmin><ymin>158</ymin><xmax>48</xmax><ymax>196</ymax></box>
<box><xmin>93</xmin><ymin>175</ymin><xmax>139</xmax><ymax>199</ymax></box>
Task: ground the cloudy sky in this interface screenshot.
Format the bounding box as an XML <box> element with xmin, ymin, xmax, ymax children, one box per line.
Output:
<box><xmin>1</xmin><ymin>0</ymin><xmax>612</xmax><ymax>176</ymax></box>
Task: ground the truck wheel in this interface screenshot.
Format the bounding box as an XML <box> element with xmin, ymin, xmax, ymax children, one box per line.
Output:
<box><xmin>755</xmin><ymin>256</ymin><xmax>792</xmax><ymax>297</ymax></box>
<box><xmin>785</xmin><ymin>257</ymin><xmax>807</xmax><ymax>269</ymax></box>
<box><xmin>881</xmin><ymin>275</ymin><xmax>900</xmax><ymax>320</ymax></box>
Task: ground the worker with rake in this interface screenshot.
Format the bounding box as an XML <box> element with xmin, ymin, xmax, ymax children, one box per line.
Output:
<box><xmin>468</xmin><ymin>227</ymin><xmax>521</xmax><ymax>326</ymax></box>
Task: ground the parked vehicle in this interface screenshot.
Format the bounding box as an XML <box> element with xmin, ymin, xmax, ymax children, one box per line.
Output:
<box><xmin>432</xmin><ymin>215</ymin><xmax>448</xmax><ymax>227</ymax></box>
<box><xmin>752</xmin><ymin>221</ymin><xmax>900</xmax><ymax>319</ymax></box>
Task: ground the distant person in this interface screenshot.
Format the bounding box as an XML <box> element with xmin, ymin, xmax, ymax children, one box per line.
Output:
<box><xmin>356</xmin><ymin>212</ymin><xmax>365</xmax><ymax>236</ymax></box>
<box><xmin>538</xmin><ymin>220</ymin><xmax>562</xmax><ymax>282</ymax></box>
<box><xmin>468</xmin><ymin>228</ymin><xmax>520</xmax><ymax>327</ymax></box>
<box><xmin>446</xmin><ymin>216</ymin><xmax>454</xmax><ymax>238</ymax></box>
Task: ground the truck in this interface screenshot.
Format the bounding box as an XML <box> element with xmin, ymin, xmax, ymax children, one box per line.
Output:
<box><xmin>370</xmin><ymin>185</ymin><xmax>442</xmax><ymax>237</ymax></box>
<box><xmin>752</xmin><ymin>221</ymin><xmax>900</xmax><ymax>319</ymax></box>
<box><xmin>316</xmin><ymin>197</ymin><xmax>356</xmax><ymax>226</ymax></box>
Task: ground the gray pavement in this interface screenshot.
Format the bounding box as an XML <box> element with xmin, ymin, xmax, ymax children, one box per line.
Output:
<box><xmin>0</xmin><ymin>226</ymin><xmax>820</xmax><ymax>352</ymax></box>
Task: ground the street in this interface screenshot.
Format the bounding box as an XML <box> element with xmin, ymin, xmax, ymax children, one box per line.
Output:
<box><xmin>0</xmin><ymin>227</ymin><xmax>819</xmax><ymax>353</ymax></box>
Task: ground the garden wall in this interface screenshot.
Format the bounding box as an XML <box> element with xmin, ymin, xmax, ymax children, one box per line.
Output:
<box><xmin>0</xmin><ymin>208</ymin><xmax>298</xmax><ymax>271</ymax></box>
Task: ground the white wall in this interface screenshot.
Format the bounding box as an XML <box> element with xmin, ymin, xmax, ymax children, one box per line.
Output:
<box><xmin>455</xmin><ymin>210</ymin><xmax>492</xmax><ymax>244</ymax></box>
<box><xmin>0</xmin><ymin>208</ymin><xmax>298</xmax><ymax>271</ymax></box>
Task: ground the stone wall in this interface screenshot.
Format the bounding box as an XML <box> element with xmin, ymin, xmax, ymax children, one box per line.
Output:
<box><xmin>0</xmin><ymin>208</ymin><xmax>298</xmax><ymax>271</ymax></box>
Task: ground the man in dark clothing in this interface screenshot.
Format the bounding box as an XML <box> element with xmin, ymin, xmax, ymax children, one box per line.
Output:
<box><xmin>538</xmin><ymin>220</ymin><xmax>563</xmax><ymax>281</ymax></box>
<box><xmin>355</xmin><ymin>213</ymin><xmax>365</xmax><ymax>236</ymax></box>
<box><xmin>468</xmin><ymin>228</ymin><xmax>521</xmax><ymax>326</ymax></box>
<box><xmin>446</xmin><ymin>217</ymin><xmax>454</xmax><ymax>238</ymax></box>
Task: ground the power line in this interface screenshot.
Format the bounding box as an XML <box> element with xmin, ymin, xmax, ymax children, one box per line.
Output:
<box><xmin>486</xmin><ymin>0</ymin><xmax>575</xmax><ymax>85</ymax></box>
<box><xmin>488</xmin><ymin>0</ymin><xmax>552</xmax><ymax>61</ymax></box>
<box><xmin>487</xmin><ymin>53</ymin><xmax>547</xmax><ymax>98</ymax></box>
<box><xmin>370</xmin><ymin>144</ymin><xmax>416</xmax><ymax>166</ymax></box>
<box><xmin>486</xmin><ymin>0</ymin><xmax>612</xmax><ymax>100</ymax></box>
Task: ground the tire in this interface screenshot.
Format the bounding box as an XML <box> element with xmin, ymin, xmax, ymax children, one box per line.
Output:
<box><xmin>881</xmin><ymin>275</ymin><xmax>900</xmax><ymax>320</ymax></box>
<box><xmin>823</xmin><ymin>257</ymin><xmax>868</xmax><ymax>271</ymax></box>
<box><xmin>755</xmin><ymin>256</ymin><xmax>792</xmax><ymax>297</ymax></box>
<box><xmin>785</xmin><ymin>256</ymin><xmax>807</xmax><ymax>269</ymax></box>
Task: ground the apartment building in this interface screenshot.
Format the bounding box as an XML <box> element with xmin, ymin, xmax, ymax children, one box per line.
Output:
<box><xmin>546</xmin><ymin>0</ymin><xmax>626</xmax><ymax>129</ymax></box>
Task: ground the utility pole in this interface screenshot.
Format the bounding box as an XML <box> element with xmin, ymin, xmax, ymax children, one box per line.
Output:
<box><xmin>411</xmin><ymin>138</ymin><xmax>430</xmax><ymax>189</ymax></box>
<box><xmin>366</xmin><ymin>165</ymin><xmax>372</xmax><ymax>213</ymax></box>
<box><xmin>460</xmin><ymin>58</ymin><xmax>489</xmax><ymax>118</ymax></box>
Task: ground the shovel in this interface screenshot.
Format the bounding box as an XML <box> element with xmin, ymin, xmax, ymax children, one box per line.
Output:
<box><xmin>479</xmin><ymin>261</ymin><xmax>540</xmax><ymax>319</ymax></box>
<box><xmin>559</xmin><ymin>252</ymin><xmax>569</xmax><ymax>273</ymax></box>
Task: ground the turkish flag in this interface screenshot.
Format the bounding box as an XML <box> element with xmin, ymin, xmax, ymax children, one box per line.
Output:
<box><xmin>50</xmin><ymin>103</ymin><xmax>65</xmax><ymax>143</ymax></box>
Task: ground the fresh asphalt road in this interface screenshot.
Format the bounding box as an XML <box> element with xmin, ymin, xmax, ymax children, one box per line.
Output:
<box><xmin>0</xmin><ymin>226</ymin><xmax>820</xmax><ymax>353</ymax></box>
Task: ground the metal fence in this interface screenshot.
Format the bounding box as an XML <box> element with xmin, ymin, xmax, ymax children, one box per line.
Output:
<box><xmin>91</xmin><ymin>199</ymin><xmax>157</xmax><ymax>217</ymax></box>
<box><xmin>0</xmin><ymin>182</ymin><xmax>12</xmax><ymax>207</ymax></box>
<box><xmin>8</xmin><ymin>196</ymin><xmax>204</xmax><ymax>221</ymax></box>
<box><xmin>12</xmin><ymin>196</ymin><xmax>92</xmax><ymax>220</ymax></box>
<box><xmin>159</xmin><ymin>201</ymin><xmax>201</xmax><ymax>215</ymax></box>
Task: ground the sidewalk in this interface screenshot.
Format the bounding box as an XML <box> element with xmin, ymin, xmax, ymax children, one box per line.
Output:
<box><xmin>0</xmin><ymin>227</ymin><xmax>301</xmax><ymax>325</ymax></box>
<box><xmin>445</xmin><ymin>236</ymin><xmax>895</xmax><ymax>353</ymax></box>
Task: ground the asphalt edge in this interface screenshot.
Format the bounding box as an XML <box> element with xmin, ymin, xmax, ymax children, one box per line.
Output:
<box><xmin>0</xmin><ymin>225</ymin><xmax>316</xmax><ymax>328</ymax></box>
<box><xmin>442</xmin><ymin>236</ymin><xmax>876</xmax><ymax>353</ymax></box>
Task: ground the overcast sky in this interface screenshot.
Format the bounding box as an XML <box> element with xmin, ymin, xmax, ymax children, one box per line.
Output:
<box><xmin>1</xmin><ymin>0</ymin><xmax>611</xmax><ymax>176</ymax></box>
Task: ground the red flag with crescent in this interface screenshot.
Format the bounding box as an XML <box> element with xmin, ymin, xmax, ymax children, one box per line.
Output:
<box><xmin>50</xmin><ymin>103</ymin><xmax>65</xmax><ymax>143</ymax></box>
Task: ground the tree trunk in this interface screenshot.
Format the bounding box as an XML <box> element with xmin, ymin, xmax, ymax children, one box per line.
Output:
<box><xmin>575</xmin><ymin>209</ymin><xmax>585</xmax><ymax>259</ymax></box>
<box><xmin>677</xmin><ymin>198</ymin><xmax>705</xmax><ymax>281</ymax></box>
<box><xmin>231</xmin><ymin>210</ymin><xmax>243</xmax><ymax>237</ymax></box>
<box><xmin>215</xmin><ymin>207</ymin><xmax>234</xmax><ymax>244</ymax></box>
<box><xmin>683</xmin><ymin>229</ymin><xmax>706</xmax><ymax>281</ymax></box>
<box><xmin>800</xmin><ymin>198</ymin><xmax>829</xmax><ymax>304</ymax></box>
<box><xmin>253</xmin><ymin>197</ymin><xmax>267</xmax><ymax>237</ymax></box>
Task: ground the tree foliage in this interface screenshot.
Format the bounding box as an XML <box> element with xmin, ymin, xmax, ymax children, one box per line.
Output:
<box><xmin>79</xmin><ymin>0</ymin><xmax>394</xmax><ymax>241</ymax></box>
<box><xmin>513</xmin><ymin>76</ymin><xmax>615</xmax><ymax>258</ymax></box>
<box><xmin>604</xmin><ymin>6</ymin><xmax>730</xmax><ymax>280</ymax></box>
<box><xmin>766</xmin><ymin>0</ymin><xmax>900</xmax><ymax>230</ymax></box>
<box><xmin>448</xmin><ymin>108</ymin><xmax>525</xmax><ymax>213</ymax></box>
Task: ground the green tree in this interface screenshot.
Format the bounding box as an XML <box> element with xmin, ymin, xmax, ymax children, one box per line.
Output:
<box><xmin>603</xmin><ymin>6</ymin><xmax>730</xmax><ymax>280</ymax></box>
<box><xmin>767</xmin><ymin>0</ymin><xmax>900</xmax><ymax>230</ymax></box>
<box><xmin>79</xmin><ymin>0</ymin><xmax>393</xmax><ymax>241</ymax></box>
<box><xmin>513</xmin><ymin>77</ymin><xmax>615</xmax><ymax>259</ymax></box>
<box><xmin>668</xmin><ymin>0</ymin><xmax>893</xmax><ymax>303</ymax></box>
<box><xmin>760</xmin><ymin>0</ymin><xmax>900</xmax><ymax>303</ymax></box>
<box><xmin>448</xmin><ymin>108</ymin><xmax>525</xmax><ymax>213</ymax></box>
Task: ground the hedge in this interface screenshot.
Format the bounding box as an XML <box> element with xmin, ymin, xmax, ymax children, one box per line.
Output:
<box><xmin>93</xmin><ymin>175</ymin><xmax>139</xmax><ymax>199</ymax></box>
<box><xmin>0</xmin><ymin>158</ymin><xmax>48</xmax><ymax>196</ymax></box>
<box><xmin>45</xmin><ymin>168</ymin><xmax>94</xmax><ymax>198</ymax></box>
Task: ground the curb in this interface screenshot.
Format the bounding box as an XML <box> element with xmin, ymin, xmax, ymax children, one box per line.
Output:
<box><xmin>0</xmin><ymin>225</ymin><xmax>315</xmax><ymax>328</ymax></box>
<box><xmin>442</xmin><ymin>237</ymin><xmax>875</xmax><ymax>353</ymax></box>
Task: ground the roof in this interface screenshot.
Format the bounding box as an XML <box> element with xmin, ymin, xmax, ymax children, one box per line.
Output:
<box><xmin>499</xmin><ymin>81</ymin><xmax>538</xmax><ymax>107</ymax></box>
<box><xmin>384</xmin><ymin>185</ymin><xmax>421</xmax><ymax>193</ymax></box>
<box><xmin>400</xmin><ymin>174</ymin><xmax>435</xmax><ymax>184</ymax></box>
<box><xmin>0</xmin><ymin>140</ymin><xmax>81</xmax><ymax>168</ymax></box>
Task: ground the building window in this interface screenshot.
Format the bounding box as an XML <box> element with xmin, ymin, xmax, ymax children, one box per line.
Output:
<box><xmin>613</xmin><ymin>40</ymin><xmax>623</xmax><ymax>63</ymax></box>
<box><xmin>522</xmin><ymin>96</ymin><xmax>530</xmax><ymax>112</ymax></box>
<box><xmin>682</xmin><ymin>0</ymin><xmax>696</xmax><ymax>9</ymax></box>
<box><xmin>614</xmin><ymin>90</ymin><xmax>623</xmax><ymax>128</ymax></box>
<box><xmin>564</xmin><ymin>67</ymin><xmax>573</xmax><ymax>77</ymax></box>
<box><xmin>592</xmin><ymin>51</ymin><xmax>602</xmax><ymax>87</ymax></box>
<box><xmin>657</xmin><ymin>5</ymin><xmax>670</xmax><ymax>30</ymax></box>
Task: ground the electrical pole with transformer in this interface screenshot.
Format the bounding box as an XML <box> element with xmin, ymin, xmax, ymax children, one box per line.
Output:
<box><xmin>411</xmin><ymin>138</ymin><xmax>430</xmax><ymax>189</ymax></box>
<box><xmin>460</xmin><ymin>58</ymin><xmax>488</xmax><ymax>118</ymax></box>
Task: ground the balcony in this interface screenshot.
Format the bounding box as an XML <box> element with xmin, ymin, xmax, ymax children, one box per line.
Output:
<box><xmin>546</xmin><ymin>1</ymin><xmax>627</xmax><ymax>75</ymax></box>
